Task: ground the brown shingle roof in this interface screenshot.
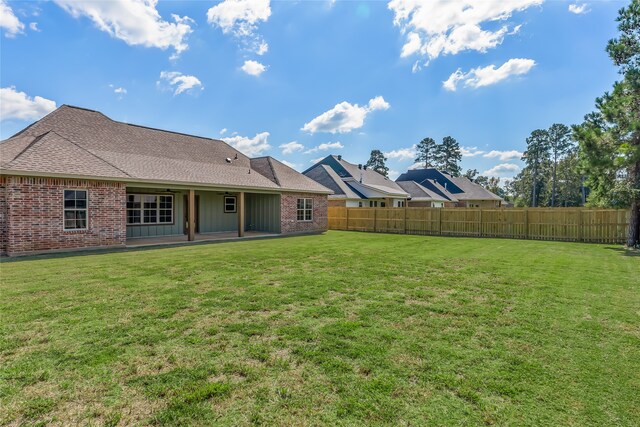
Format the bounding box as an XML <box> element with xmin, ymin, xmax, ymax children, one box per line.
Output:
<box><xmin>1</xmin><ymin>105</ymin><xmax>331</xmax><ymax>194</ymax></box>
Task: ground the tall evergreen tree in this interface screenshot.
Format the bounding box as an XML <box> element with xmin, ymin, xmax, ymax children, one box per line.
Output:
<box><xmin>414</xmin><ymin>137</ymin><xmax>437</xmax><ymax>168</ymax></box>
<box><xmin>575</xmin><ymin>0</ymin><xmax>640</xmax><ymax>247</ymax></box>
<box><xmin>522</xmin><ymin>129</ymin><xmax>550</xmax><ymax>207</ymax></box>
<box><xmin>365</xmin><ymin>149</ymin><xmax>389</xmax><ymax>177</ymax></box>
<box><xmin>464</xmin><ymin>169</ymin><xmax>479</xmax><ymax>181</ymax></box>
<box><xmin>435</xmin><ymin>136</ymin><xmax>462</xmax><ymax>176</ymax></box>
<box><xmin>547</xmin><ymin>124</ymin><xmax>573</xmax><ymax>207</ymax></box>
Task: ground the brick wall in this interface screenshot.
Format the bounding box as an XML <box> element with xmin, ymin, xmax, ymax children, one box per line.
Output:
<box><xmin>0</xmin><ymin>177</ymin><xmax>7</xmax><ymax>255</ymax></box>
<box><xmin>2</xmin><ymin>176</ymin><xmax>126</xmax><ymax>255</ymax></box>
<box><xmin>280</xmin><ymin>192</ymin><xmax>328</xmax><ymax>234</ymax></box>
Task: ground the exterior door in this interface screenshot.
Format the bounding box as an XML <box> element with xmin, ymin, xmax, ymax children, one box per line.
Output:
<box><xmin>183</xmin><ymin>195</ymin><xmax>200</xmax><ymax>234</ymax></box>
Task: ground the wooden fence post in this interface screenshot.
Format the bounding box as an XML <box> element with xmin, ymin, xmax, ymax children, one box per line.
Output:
<box><xmin>578</xmin><ymin>209</ymin><xmax>583</xmax><ymax>242</ymax></box>
<box><xmin>346</xmin><ymin>207</ymin><xmax>350</xmax><ymax>231</ymax></box>
<box><xmin>524</xmin><ymin>209</ymin><xmax>529</xmax><ymax>240</ymax></box>
<box><xmin>438</xmin><ymin>208</ymin><xmax>442</xmax><ymax>235</ymax></box>
<box><xmin>404</xmin><ymin>205</ymin><xmax>408</xmax><ymax>235</ymax></box>
<box><xmin>373</xmin><ymin>208</ymin><xmax>377</xmax><ymax>233</ymax></box>
<box><xmin>478</xmin><ymin>208</ymin><xmax>483</xmax><ymax>238</ymax></box>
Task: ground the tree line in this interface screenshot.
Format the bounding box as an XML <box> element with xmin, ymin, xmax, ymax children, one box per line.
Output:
<box><xmin>363</xmin><ymin>1</ymin><xmax>639</xmax><ymax>246</ymax></box>
<box><xmin>364</xmin><ymin>136</ymin><xmax>463</xmax><ymax>178</ymax></box>
<box><xmin>510</xmin><ymin>0</ymin><xmax>639</xmax><ymax>246</ymax></box>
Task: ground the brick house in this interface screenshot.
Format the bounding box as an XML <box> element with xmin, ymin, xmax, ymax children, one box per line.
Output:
<box><xmin>396</xmin><ymin>169</ymin><xmax>503</xmax><ymax>208</ymax></box>
<box><xmin>303</xmin><ymin>155</ymin><xmax>409</xmax><ymax>208</ymax></box>
<box><xmin>0</xmin><ymin>105</ymin><xmax>331</xmax><ymax>256</ymax></box>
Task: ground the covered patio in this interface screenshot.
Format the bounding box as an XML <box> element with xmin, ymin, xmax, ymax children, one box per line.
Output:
<box><xmin>125</xmin><ymin>187</ymin><xmax>282</xmax><ymax>245</ymax></box>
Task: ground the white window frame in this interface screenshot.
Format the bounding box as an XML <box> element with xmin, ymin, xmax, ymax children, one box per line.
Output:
<box><xmin>297</xmin><ymin>198</ymin><xmax>313</xmax><ymax>222</ymax></box>
<box><xmin>224</xmin><ymin>196</ymin><xmax>237</xmax><ymax>213</ymax></box>
<box><xmin>126</xmin><ymin>193</ymin><xmax>174</xmax><ymax>225</ymax></box>
<box><xmin>63</xmin><ymin>189</ymin><xmax>88</xmax><ymax>231</ymax></box>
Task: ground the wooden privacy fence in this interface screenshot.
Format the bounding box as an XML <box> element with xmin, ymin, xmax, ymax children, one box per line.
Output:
<box><xmin>328</xmin><ymin>207</ymin><xmax>630</xmax><ymax>244</ymax></box>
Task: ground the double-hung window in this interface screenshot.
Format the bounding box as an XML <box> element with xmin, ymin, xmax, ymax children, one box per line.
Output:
<box><xmin>224</xmin><ymin>196</ymin><xmax>237</xmax><ymax>213</ymax></box>
<box><xmin>127</xmin><ymin>194</ymin><xmax>173</xmax><ymax>225</ymax></box>
<box><xmin>64</xmin><ymin>190</ymin><xmax>88</xmax><ymax>230</ymax></box>
<box><xmin>297</xmin><ymin>198</ymin><xmax>313</xmax><ymax>221</ymax></box>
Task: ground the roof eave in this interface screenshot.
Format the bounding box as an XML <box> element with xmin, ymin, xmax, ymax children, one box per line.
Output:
<box><xmin>0</xmin><ymin>169</ymin><xmax>333</xmax><ymax>194</ymax></box>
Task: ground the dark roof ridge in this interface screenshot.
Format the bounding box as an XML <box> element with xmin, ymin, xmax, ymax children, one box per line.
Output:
<box><xmin>265</xmin><ymin>157</ymin><xmax>281</xmax><ymax>186</ymax></box>
<box><xmin>64</xmin><ymin>104</ymin><xmax>230</xmax><ymax>146</ymax></box>
<box><xmin>46</xmin><ymin>130</ymin><xmax>133</xmax><ymax>178</ymax></box>
<box><xmin>6</xmin><ymin>132</ymin><xmax>50</xmax><ymax>166</ymax></box>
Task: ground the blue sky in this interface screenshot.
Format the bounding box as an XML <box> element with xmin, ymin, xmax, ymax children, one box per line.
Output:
<box><xmin>0</xmin><ymin>0</ymin><xmax>624</xmax><ymax>180</ymax></box>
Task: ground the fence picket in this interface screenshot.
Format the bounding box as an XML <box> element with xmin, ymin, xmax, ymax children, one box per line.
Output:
<box><xmin>327</xmin><ymin>207</ymin><xmax>630</xmax><ymax>244</ymax></box>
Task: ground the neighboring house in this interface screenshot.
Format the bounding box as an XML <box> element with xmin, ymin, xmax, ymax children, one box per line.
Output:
<box><xmin>0</xmin><ymin>105</ymin><xmax>332</xmax><ymax>256</ymax></box>
<box><xmin>395</xmin><ymin>180</ymin><xmax>448</xmax><ymax>207</ymax></box>
<box><xmin>303</xmin><ymin>155</ymin><xmax>409</xmax><ymax>208</ymax></box>
<box><xmin>396</xmin><ymin>168</ymin><xmax>503</xmax><ymax>208</ymax></box>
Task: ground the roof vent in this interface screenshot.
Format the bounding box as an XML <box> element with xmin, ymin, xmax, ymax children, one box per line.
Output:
<box><xmin>337</xmin><ymin>155</ymin><xmax>342</xmax><ymax>160</ymax></box>
<box><xmin>225</xmin><ymin>158</ymin><xmax>232</xmax><ymax>163</ymax></box>
<box><xmin>358</xmin><ymin>164</ymin><xmax>362</xmax><ymax>169</ymax></box>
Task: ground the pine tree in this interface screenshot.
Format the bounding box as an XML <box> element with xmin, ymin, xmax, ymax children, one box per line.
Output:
<box><xmin>365</xmin><ymin>149</ymin><xmax>389</xmax><ymax>177</ymax></box>
<box><xmin>435</xmin><ymin>136</ymin><xmax>462</xmax><ymax>176</ymax></box>
<box><xmin>414</xmin><ymin>137</ymin><xmax>437</xmax><ymax>168</ymax></box>
<box><xmin>522</xmin><ymin>129</ymin><xmax>550</xmax><ymax>207</ymax></box>
<box><xmin>547</xmin><ymin>123</ymin><xmax>573</xmax><ymax>207</ymax></box>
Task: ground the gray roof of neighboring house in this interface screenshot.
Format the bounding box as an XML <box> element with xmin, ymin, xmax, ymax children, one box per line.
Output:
<box><xmin>396</xmin><ymin>181</ymin><xmax>448</xmax><ymax>202</ymax></box>
<box><xmin>0</xmin><ymin>105</ymin><xmax>331</xmax><ymax>194</ymax></box>
<box><xmin>448</xmin><ymin>176</ymin><xmax>503</xmax><ymax>201</ymax></box>
<box><xmin>303</xmin><ymin>155</ymin><xmax>409</xmax><ymax>198</ymax></box>
<box><xmin>396</xmin><ymin>167</ymin><xmax>501</xmax><ymax>201</ymax></box>
<box><xmin>303</xmin><ymin>164</ymin><xmax>363</xmax><ymax>199</ymax></box>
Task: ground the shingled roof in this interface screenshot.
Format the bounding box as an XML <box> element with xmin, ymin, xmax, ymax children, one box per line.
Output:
<box><xmin>396</xmin><ymin>180</ymin><xmax>448</xmax><ymax>202</ymax></box>
<box><xmin>0</xmin><ymin>105</ymin><xmax>331</xmax><ymax>194</ymax></box>
<box><xmin>396</xmin><ymin>168</ymin><xmax>501</xmax><ymax>201</ymax></box>
<box><xmin>303</xmin><ymin>155</ymin><xmax>408</xmax><ymax>198</ymax></box>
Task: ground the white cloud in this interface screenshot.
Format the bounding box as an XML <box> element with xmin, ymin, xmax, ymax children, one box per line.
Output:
<box><xmin>158</xmin><ymin>71</ymin><xmax>203</xmax><ymax>95</ymax></box>
<box><xmin>220</xmin><ymin>128</ymin><xmax>228</xmax><ymax>136</ymax></box>
<box><xmin>279</xmin><ymin>140</ymin><xmax>304</xmax><ymax>154</ymax></box>
<box><xmin>460</xmin><ymin>146</ymin><xmax>485</xmax><ymax>157</ymax></box>
<box><xmin>483</xmin><ymin>163</ymin><xmax>520</xmax><ymax>177</ymax></box>
<box><xmin>54</xmin><ymin>0</ymin><xmax>193</xmax><ymax>56</ymax></box>
<box><xmin>443</xmin><ymin>58</ymin><xmax>536</xmax><ymax>91</ymax></box>
<box><xmin>305</xmin><ymin>141</ymin><xmax>344</xmax><ymax>154</ymax></box>
<box><xmin>408</xmin><ymin>162</ymin><xmax>425</xmax><ymax>170</ymax></box>
<box><xmin>224</xmin><ymin>131</ymin><xmax>271</xmax><ymax>156</ymax></box>
<box><xmin>114</xmin><ymin>87</ymin><xmax>127</xmax><ymax>94</ymax></box>
<box><xmin>568</xmin><ymin>3</ymin><xmax>589</xmax><ymax>14</ymax></box>
<box><xmin>0</xmin><ymin>86</ymin><xmax>56</xmax><ymax>121</ymax></box>
<box><xmin>1</xmin><ymin>0</ymin><xmax>25</xmax><ymax>37</ymax></box>
<box><xmin>385</xmin><ymin>145</ymin><xmax>416</xmax><ymax>160</ymax></box>
<box><xmin>310</xmin><ymin>156</ymin><xmax>326</xmax><ymax>164</ymax></box>
<box><xmin>241</xmin><ymin>59</ymin><xmax>266</xmax><ymax>76</ymax></box>
<box><xmin>388</xmin><ymin>0</ymin><xmax>542</xmax><ymax>67</ymax></box>
<box><xmin>388</xmin><ymin>170</ymin><xmax>400</xmax><ymax>180</ymax></box>
<box><xmin>207</xmin><ymin>0</ymin><xmax>270</xmax><ymax>55</ymax></box>
<box><xmin>280</xmin><ymin>160</ymin><xmax>299</xmax><ymax>169</ymax></box>
<box><xmin>29</xmin><ymin>22</ymin><xmax>39</xmax><ymax>32</ymax></box>
<box><xmin>302</xmin><ymin>96</ymin><xmax>390</xmax><ymax>134</ymax></box>
<box><xmin>483</xmin><ymin>150</ymin><xmax>523</xmax><ymax>161</ymax></box>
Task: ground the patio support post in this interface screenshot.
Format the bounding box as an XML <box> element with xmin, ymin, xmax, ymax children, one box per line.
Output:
<box><xmin>238</xmin><ymin>192</ymin><xmax>245</xmax><ymax>237</ymax></box>
<box><xmin>188</xmin><ymin>189</ymin><xmax>195</xmax><ymax>241</ymax></box>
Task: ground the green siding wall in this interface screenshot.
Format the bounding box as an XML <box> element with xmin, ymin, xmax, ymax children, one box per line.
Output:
<box><xmin>126</xmin><ymin>191</ymin><xmax>185</xmax><ymax>238</ymax></box>
<box><xmin>246</xmin><ymin>193</ymin><xmax>280</xmax><ymax>233</ymax></box>
<box><xmin>126</xmin><ymin>190</ymin><xmax>280</xmax><ymax>238</ymax></box>
<box><xmin>197</xmin><ymin>192</ymin><xmax>238</xmax><ymax>233</ymax></box>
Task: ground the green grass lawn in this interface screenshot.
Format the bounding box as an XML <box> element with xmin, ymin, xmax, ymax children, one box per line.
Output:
<box><xmin>1</xmin><ymin>231</ymin><xmax>639</xmax><ymax>426</ymax></box>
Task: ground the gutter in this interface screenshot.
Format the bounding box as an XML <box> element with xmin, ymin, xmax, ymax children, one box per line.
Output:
<box><xmin>0</xmin><ymin>169</ymin><xmax>333</xmax><ymax>195</ymax></box>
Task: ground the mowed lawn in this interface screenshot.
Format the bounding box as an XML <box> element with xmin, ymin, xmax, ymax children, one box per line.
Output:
<box><xmin>1</xmin><ymin>232</ymin><xmax>638</xmax><ymax>426</ymax></box>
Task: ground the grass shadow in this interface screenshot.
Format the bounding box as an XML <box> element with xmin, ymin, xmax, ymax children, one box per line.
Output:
<box><xmin>604</xmin><ymin>246</ymin><xmax>640</xmax><ymax>257</ymax></box>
